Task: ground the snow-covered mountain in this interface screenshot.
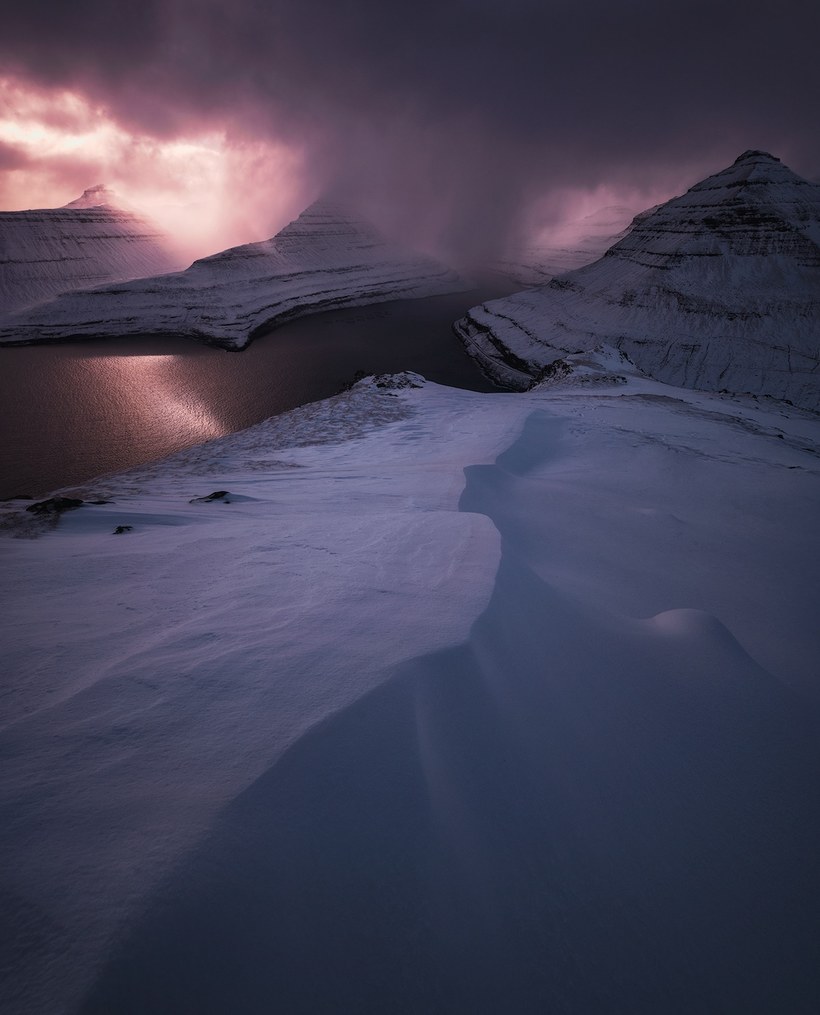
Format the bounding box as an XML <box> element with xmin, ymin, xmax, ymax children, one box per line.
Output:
<box><xmin>2</xmin><ymin>367</ymin><xmax>819</xmax><ymax>1013</ymax></box>
<box><xmin>455</xmin><ymin>152</ymin><xmax>820</xmax><ymax>410</ymax></box>
<box><xmin>0</xmin><ymin>200</ymin><xmax>469</xmax><ymax>349</ymax></box>
<box><xmin>0</xmin><ymin>185</ymin><xmax>179</xmax><ymax>315</ymax></box>
<box><xmin>494</xmin><ymin>204</ymin><xmax>638</xmax><ymax>285</ymax></box>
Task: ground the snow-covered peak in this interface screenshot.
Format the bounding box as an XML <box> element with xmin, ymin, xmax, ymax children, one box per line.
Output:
<box><xmin>270</xmin><ymin>198</ymin><xmax>385</xmax><ymax>260</ymax></box>
<box><xmin>63</xmin><ymin>184</ymin><xmax>120</xmax><ymax>210</ymax></box>
<box><xmin>0</xmin><ymin>188</ymin><xmax>179</xmax><ymax>315</ymax></box>
<box><xmin>188</xmin><ymin>198</ymin><xmax>386</xmax><ymax>271</ymax></box>
<box><xmin>455</xmin><ymin>151</ymin><xmax>820</xmax><ymax>409</ymax></box>
<box><xmin>681</xmin><ymin>148</ymin><xmax>815</xmax><ymax>207</ymax></box>
<box><xmin>277</xmin><ymin>198</ymin><xmax>381</xmax><ymax>236</ymax></box>
<box><xmin>0</xmin><ymin>197</ymin><xmax>467</xmax><ymax>347</ymax></box>
<box><xmin>733</xmin><ymin>149</ymin><xmax>781</xmax><ymax>165</ymax></box>
<box><xmin>599</xmin><ymin>149</ymin><xmax>820</xmax><ymax>266</ymax></box>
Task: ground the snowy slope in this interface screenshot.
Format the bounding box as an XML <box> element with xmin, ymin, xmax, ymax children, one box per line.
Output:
<box><xmin>2</xmin><ymin>367</ymin><xmax>820</xmax><ymax>1012</ymax></box>
<box><xmin>456</xmin><ymin>152</ymin><xmax>820</xmax><ymax>410</ymax></box>
<box><xmin>494</xmin><ymin>204</ymin><xmax>637</xmax><ymax>285</ymax></box>
<box><xmin>0</xmin><ymin>200</ymin><xmax>469</xmax><ymax>349</ymax></box>
<box><xmin>0</xmin><ymin>185</ymin><xmax>179</xmax><ymax>315</ymax></box>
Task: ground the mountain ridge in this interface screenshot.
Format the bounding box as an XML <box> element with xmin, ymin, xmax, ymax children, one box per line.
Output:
<box><xmin>454</xmin><ymin>151</ymin><xmax>820</xmax><ymax>410</ymax></box>
<box><xmin>0</xmin><ymin>186</ymin><xmax>179</xmax><ymax>315</ymax></box>
<box><xmin>0</xmin><ymin>199</ymin><xmax>469</xmax><ymax>349</ymax></box>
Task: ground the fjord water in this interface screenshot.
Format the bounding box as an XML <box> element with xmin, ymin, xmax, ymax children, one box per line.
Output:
<box><xmin>0</xmin><ymin>286</ymin><xmax>512</xmax><ymax>498</ymax></box>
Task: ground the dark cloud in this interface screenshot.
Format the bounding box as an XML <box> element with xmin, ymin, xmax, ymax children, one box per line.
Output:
<box><xmin>2</xmin><ymin>0</ymin><xmax>819</xmax><ymax>260</ymax></box>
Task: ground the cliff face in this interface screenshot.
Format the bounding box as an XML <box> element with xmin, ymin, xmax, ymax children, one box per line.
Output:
<box><xmin>455</xmin><ymin>152</ymin><xmax>820</xmax><ymax>410</ymax></box>
<box><xmin>0</xmin><ymin>199</ymin><xmax>468</xmax><ymax>349</ymax></box>
<box><xmin>0</xmin><ymin>186</ymin><xmax>179</xmax><ymax>315</ymax></box>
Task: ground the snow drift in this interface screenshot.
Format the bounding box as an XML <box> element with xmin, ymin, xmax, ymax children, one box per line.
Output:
<box><xmin>0</xmin><ymin>200</ymin><xmax>469</xmax><ymax>349</ymax></box>
<box><xmin>2</xmin><ymin>365</ymin><xmax>820</xmax><ymax>1013</ymax></box>
<box><xmin>455</xmin><ymin>151</ymin><xmax>820</xmax><ymax>410</ymax></box>
<box><xmin>0</xmin><ymin>185</ymin><xmax>179</xmax><ymax>315</ymax></box>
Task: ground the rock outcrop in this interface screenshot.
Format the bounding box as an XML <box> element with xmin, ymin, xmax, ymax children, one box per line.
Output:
<box><xmin>455</xmin><ymin>152</ymin><xmax>820</xmax><ymax>410</ymax></box>
<box><xmin>0</xmin><ymin>185</ymin><xmax>179</xmax><ymax>315</ymax></box>
<box><xmin>0</xmin><ymin>200</ymin><xmax>468</xmax><ymax>349</ymax></box>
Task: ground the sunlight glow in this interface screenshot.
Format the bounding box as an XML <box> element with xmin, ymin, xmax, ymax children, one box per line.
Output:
<box><xmin>0</xmin><ymin>76</ymin><xmax>308</xmax><ymax>262</ymax></box>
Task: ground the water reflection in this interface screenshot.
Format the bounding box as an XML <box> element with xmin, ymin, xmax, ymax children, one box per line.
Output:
<box><xmin>104</xmin><ymin>354</ymin><xmax>227</xmax><ymax>441</ymax></box>
<box><xmin>0</xmin><ymin>285</ymin><xmax>516</xmax><ymax>498</ymax></box>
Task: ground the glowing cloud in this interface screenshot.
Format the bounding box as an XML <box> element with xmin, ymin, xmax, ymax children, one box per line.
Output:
<box><xmin>0</xmin><ymin>77</ymin><xmax>310</xmax><ymax>262</ymax></box>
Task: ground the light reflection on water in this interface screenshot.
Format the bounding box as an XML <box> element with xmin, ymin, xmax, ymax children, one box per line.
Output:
<box><xmin>1</xmin><ymin>341</ymin><xmax>234</xmax><ymax>498</ymax></box>
<box><xmin>0</xmin><ymin>286</ymin><xmax>513</xmax><ymax>498</ymax></box>
<box><xmin>94</xmin><ymin>354</ymin><xmax>227</xmax><ymax>441</ymax></box>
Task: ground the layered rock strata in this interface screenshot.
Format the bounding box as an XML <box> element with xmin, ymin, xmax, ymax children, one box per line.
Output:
<box><xmin>0</xmin><ymin>185</ymin><xmax>178</xmax><ymax>315</ymax></box>
<box><xmin>455</xmin><ymin>152</ymin><xmax>820</xmax><ymax>410</ymax></box>
<box><xmin>0</xmin><ymin>200</ymin><xmax>468</xmax><ymax>349</ymax></box>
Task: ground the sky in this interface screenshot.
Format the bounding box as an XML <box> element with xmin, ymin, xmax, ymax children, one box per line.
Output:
<box><xmin>1</xmin><ymin>0</ymin><xmax>818</xmax><ymax>263</ymax></box>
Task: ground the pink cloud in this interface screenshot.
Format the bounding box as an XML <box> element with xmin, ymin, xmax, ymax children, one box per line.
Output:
<box><xmin>0</xmin><ymin>76</ymin><xmax>311</xmax><ymax>262</ymax></box>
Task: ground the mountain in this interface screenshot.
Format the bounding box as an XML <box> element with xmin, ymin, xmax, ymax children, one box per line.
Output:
<box><xmin>0</xmin><ymin>200</ymin><xmax>469</xmax><ymax>349</ymax></box>
<box><xmin>494</xmin><ymin>204</ymin><xmax>638</xmax><ymax>285</ymax></box>
<box><xmin>62</xmin><ymin>183</ymin><xmax>123</xmax><ymax>209</ymax></box>
<box><xmin>455</xmin><ymin>151</ymin><xmax>820</xmax><ymax>410</ymax></box>
<box><xmin>0</xmin><ymin>185</ymin><xmax>179</xmax><ymax>315</ymax></box>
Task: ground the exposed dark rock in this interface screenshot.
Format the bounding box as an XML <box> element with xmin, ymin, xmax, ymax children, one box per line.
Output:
<box><xmin>25</xmin><ymin>497</ymin><xmax>83</xmax><ymax>516</ymax></box>
<box><xmin>373</xmin><ymin>372</ymin><xmax>426</xmax><ymax>390</ymax></box>
<box><xmin>350</xmin><ymin>371</ymin><xmax>426</xmax><ymax>391</ymax></box>
<box><xmin>190</xmin><ymin>491</ymin><xmax>231</xmax><ymax>503</ymax></box>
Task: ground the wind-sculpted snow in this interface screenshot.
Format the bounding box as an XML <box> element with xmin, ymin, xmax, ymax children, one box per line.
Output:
<box><xmin>2</xmin><ymin>370</ymin><xmax>820</xmax><ymax>1012</ymax></box>
<box><xmin>0</xmin><ymin>186</ymin><xmax>179</xmax><ymax>315</ymax></box>
<box><xmin>0</xmin><ymin>201</ymin><xmax>468</xmax><ymax>349</ymax></box>
<box><xmin>456</xmin><ymin>152</ymin><xmax>820</xmax><ymax>410</ymax></box>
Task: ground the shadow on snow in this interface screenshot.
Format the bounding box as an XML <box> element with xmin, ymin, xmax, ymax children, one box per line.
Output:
<box><xmin>81</xmin><ymin>411</ymin><xmax>820</xmax><ymax>1014</ymax></box>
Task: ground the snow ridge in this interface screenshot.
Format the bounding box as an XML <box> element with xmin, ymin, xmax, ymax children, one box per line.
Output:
<box><xmin>2</xmin><ymin>371</ymin><xmax>820</xmax><ymax>1013</ymax></box>
<box><xmin>0</xmin><ymin>186</ymin><xmax>179</xmax><ymax>315</ymax></box>
<box><xmin>0</xmin><ymin>200</ymin><xmax>469</xmax><ymax>349</ymax></box>
<box><xmin>455</xmin><ymin>151</ymin><xmax>820</xmax><ymax>410</ymax></box>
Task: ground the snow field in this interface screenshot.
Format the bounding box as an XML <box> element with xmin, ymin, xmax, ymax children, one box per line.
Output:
<box><xmin>1</xmin><ymin>371</ymin><xmax>819</xmax><ymax>1012</ymax></box>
